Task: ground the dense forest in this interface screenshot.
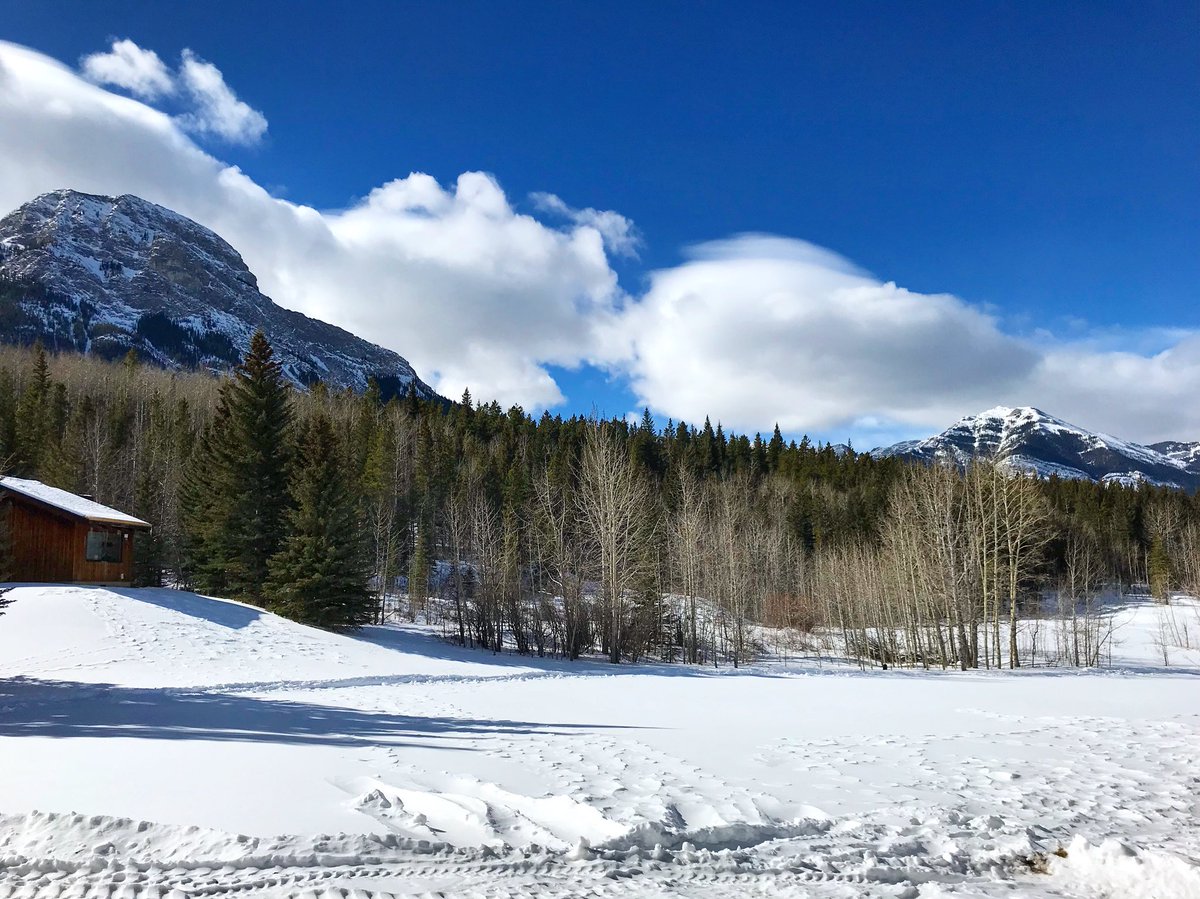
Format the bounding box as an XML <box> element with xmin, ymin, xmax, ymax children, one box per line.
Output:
<box><xmin>1</xmin><ymin>335</ymin><xmax>1197</xmax><ymax>669</ymax></box>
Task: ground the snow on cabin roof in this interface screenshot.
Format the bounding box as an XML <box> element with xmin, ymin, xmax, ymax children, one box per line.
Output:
<box><xmin>0</xmin><ymin>477</ymin><xmax>150</xmax><ymax>528</ymax></box>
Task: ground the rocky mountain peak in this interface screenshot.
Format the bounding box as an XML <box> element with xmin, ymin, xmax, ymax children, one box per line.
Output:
<box><xmin>0</xmin><ymin>189</ymin><xmax>438</xmax><ymax>400</ymax></box>
<box><xmin>874</xmin><ymin>406</ymin><xmax>1200</xmax><ymax>491</ymax></box>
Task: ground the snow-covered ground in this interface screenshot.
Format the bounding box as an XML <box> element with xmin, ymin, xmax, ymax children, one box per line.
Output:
<box><xmin>0</xmin><ymin>586</ymin><xmax>1197</xmax><ymax>898</ymax></box>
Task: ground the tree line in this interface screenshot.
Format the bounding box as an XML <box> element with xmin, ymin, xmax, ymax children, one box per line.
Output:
<box><xmin>1</xmin><ymin>335</ymin><xmax>1197</xmax><ymax>668</ymax></box>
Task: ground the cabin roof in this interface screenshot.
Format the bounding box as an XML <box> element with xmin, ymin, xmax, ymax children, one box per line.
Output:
<box><xmin>1</xmin><ymin>477</ymin><xmax>151</xmax><ymax>528</ymax></box>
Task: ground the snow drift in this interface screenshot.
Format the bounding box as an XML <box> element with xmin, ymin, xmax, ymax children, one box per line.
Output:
<box><xmin>0</xmin><ymin>584</ymin><xmax>1196</xmax><ymax>897</ymax></box>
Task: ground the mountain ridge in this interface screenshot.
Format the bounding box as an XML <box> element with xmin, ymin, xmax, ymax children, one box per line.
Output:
<box><xmin>873</xmin><ymin>406</ymin><xmax>1200</xmax><ymax>491</ymax></box>
<box><xmin>0</xmin><ymin>189</ymin><xmax>439</xmax><ymax>400</ymax></box>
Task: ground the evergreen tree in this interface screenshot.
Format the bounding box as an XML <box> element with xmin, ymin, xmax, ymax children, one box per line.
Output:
<box><xmin>630</xmin><ymin>408</ymin><xmax>663</xmax><ymax>478</ymax></box>
<box><xmin>407</xmin><ymin>525</ymin><xmax>430</xmax><ymax>608</ymax></box>
<box><xmin>1148</xmin><ymin>536</ymin><xmax>1172</xmax><ymax>602</ymax></box>
<box><xmin>40</xmin><ymin>396</ymin><xmax>87</xmax><ymax>493</ymax></box>
<box><xmin>405</xmin><ymin>383</ymin><xmax>421</xmax><ymax>417</ymax></box>
<box><xmin>267</xmin><ymin>413</ymin><xmax>371</xmax><ymax>628</ymax></box>
<box><xmin>183</xmin><ymin>331</ymin><xmax>293</xmax><ymax>599</ymax></box>
<box><xmin>181</xmin><ymin>404</ymin><xmax>232</xmax><ymax>592</ymax></box>
<box><xmin>767</xmin><ymin>424</ymin><xmax>785</xmax><ymax>472</ymax></box>
<box><xmin>15</xmin><ymin>341</ymin><xmax>51</xmax><ymax>475</ymax></box>
<box><xmin>0</xmin><ymin>369</ymin><xmax>17</xmax><ymax>464</ymax></box>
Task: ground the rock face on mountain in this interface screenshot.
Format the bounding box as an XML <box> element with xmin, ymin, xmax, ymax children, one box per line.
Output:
<box><xmin>0</xmin><ymin>189</ymin><xmax>438</xmax><ymax>399</ymax></box>
<box><xmin>874</xmin><ymin>406</ymin><xmax>1200</xmax><ymax>491</ymax></box>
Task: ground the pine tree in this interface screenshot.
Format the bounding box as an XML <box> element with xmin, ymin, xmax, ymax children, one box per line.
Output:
<box><xmin>407</xmin><ymin>526</ymin><xmax>429</xmax><ymax>610</ymax></box>
<box><xmin>267</xmin><ymin>413</ymin><xmax>371</xmax><ymax>629</ymax></box>
<box><xmin>39</xmin><ymin>398</ymin><xmax>87</xmax><ymax>493</ymax></box>
<box><xmin>15</xmin><ymin>341</ymin><xmax>51</xmax><ymax>475</ymax></box>
<box><xmin>183</xmin><ymin>331</ymin><xmax>293</xmax><ymax>600</ymax></box>
<box><xmin>181</xmin><ymin>404</ymin><xmax>232</xmax><ymax>592</ymax></box>
<box><xmin>767</xmin><ymin>424</ymin><xmax>785</xmax><ymax>472</ymax></box>
<box><xmin>0</xmin><ymin>369</ymin><xmax>17</xmax><ymax>464</ymax></box>
<box><xmin>1148</xmin><ymin>536</ymin><xmax>1172</xmax><ymax>603</ymax></box>
<box><xmin>630</xmin><ymin>408</ymin><xmax>663</xmax><ymax>478</ymax></box>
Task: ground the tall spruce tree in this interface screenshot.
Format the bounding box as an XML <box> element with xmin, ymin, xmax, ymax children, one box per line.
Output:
<box><xmin>183</xmin><ymin>331</ymin><xmax>293</xmax><ymax>599</ymax></box>
<box><xmin>1148</xmin><ymin>536</ymin><xmax>1172</xmax><ymax>602</ymax></box>
<box><xmin>267</xmin><ymin>412</ymin><xmax>371</xmax><ymax>628</ymax></box>
<box><xmin>15</xmin><ymin>341</ymin><xmax>51</xmax><ymax>476</ymax></box>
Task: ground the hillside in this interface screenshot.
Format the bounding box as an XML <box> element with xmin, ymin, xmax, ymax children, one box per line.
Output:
<box><xmin>0</xmin><ymin>585</ymin><xmax>1197</xmax><ymax>897</ymax></box>
<box><xmin>0</xmin><ymin>190</ymin><xmax>439</xmax><ymax>399</ymax></box>
<box><xmin>875</xmin><ymin>406</ymin><xmax>1200</xmax><ymax>490</ymax></box>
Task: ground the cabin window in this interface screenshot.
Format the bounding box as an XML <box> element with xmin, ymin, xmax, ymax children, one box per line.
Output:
<box><xmin>85</xmin><ymin>529</ymin><xmax>123</xmax><ymax>563</ymax></box>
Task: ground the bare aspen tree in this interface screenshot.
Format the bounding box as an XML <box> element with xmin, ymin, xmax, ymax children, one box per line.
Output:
<box><xmin>669</xmin><ymin>469</ymin><xmax>708</xmax><ymax>663</ymax></box>
<box><xmin>445</xmin><ymin>467</ymin><xmax>477</xmax><ymax>647</ymax></box>
<box><xmin>995</xmin><ymin>468</ymin><xmax>1052</xmax><ymax>667</ymax></box>
<box><xmin>1176</xmin><ymin>521</ymin><xmax>1200</xmax><ymax>596</ymax></box>
<box><xmin>1058</xmin><ymin>527</ymin><xmax>1110</xmax><ymax>666</ymax></box>
<box><xmin>363</xmin><ymin>416</ymin><xmax>407</xmax><ymax>623</ymax></box>
<box><xmin>710</xmin><ymin>475</ymin><xmax>754</xmax><ymax>666</ymax></box>
<box><xmin>577</xmin><ymin>422</ymin><xmax>654</xmax><ymax>663</ymax></box>
<box><xmin>965</xmin><ymin>462</ymin><xmax>1005</xmax><ymax>668</ymax></box>
<box><xmin>1146</xmin><ymin>494</ymin><xmax>1183</xmax><ymax>602</ymax></box>
<box><xmin>883</xmin><ymin>463</ymin><xmax>975</xmax><ymax>669</ymax></box>
<box><xmin>470</xmin><ymin>489</ymin><xmax>506</xmax><ymax>652</ymax></box>
<box><xmin>532</xmin><ymin>466</ymin><xmax>590</xmax><ymax>659</ymax></box>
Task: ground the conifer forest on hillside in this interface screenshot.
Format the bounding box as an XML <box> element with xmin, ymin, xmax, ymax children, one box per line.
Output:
<box><xmin>1</xmin><ymin>335</ymin><xmax>1197</xmax><ymax>670</ymax></box>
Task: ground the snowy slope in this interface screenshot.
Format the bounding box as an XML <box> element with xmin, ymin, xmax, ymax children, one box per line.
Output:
<box><xmin>875</xmin><ymin>406</ymin><xmax>1200</xmax><ymax>490</ymax></box>
<box><xmin>0</xmin><ymin>585</ymin><xmax>1197</xmax><ymax>898</ymax></box>
<box><xmin>1149</xmin><ymin>439</ymin><xmax>1200</xmax><ymax>468</ymax></box>
<box><xmin>0</xmin><ymin>190</ymin><xmax>439</xmax><ymax>399</ymax></box>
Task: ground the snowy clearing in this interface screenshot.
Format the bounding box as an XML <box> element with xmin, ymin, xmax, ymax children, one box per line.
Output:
<box><xmin>0</xmin><ymin>585</ymin><xmax>1197</xmax><ymax>898</ymax></box>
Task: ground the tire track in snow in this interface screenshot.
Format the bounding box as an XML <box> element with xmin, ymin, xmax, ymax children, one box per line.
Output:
<box><xmin>0</xmin><ymin>803</ymin><xmax>1173</xmax><ymax>899</ymax></box>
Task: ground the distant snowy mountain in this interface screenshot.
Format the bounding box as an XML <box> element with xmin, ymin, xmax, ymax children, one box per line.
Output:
<box><xmin>1148</xmin><ymin>440</ymin><xmax>1200</xmax><ymax>469</ymax></box>
<box><xmin>0</xmin><ymin>189</ymin><xmax>439</xmax><ymax>399</ymax></box>
<box><xmin>874</xmin><ymin>406</ymin><xmax>1200</xmax><ymax>490</ymax></box>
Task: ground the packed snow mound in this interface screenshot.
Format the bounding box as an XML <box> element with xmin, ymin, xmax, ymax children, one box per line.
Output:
<box><xmin>874</xmin><ymin>405</ymin><xmax>1200</xmax><ymax>489</ymax></box>
<box><xmin>1053</xmin><ymin>836</ymin><xmax>1200</xmax><ymax>899</ymax></box>
<box><xmin>0</xmin><ymin>585</ymin><xmax>537</xmax><ymax>689</ymax></box>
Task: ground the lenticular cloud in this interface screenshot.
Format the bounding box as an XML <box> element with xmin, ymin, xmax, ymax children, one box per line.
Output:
<box><xmin>0</xmin><ymin>40</ymin><xmax>627</xmax><ymax>410</ymax></box>
<box><xmin>3</xmin><ymin>38</ymin><xmax>1200</xmax><ymax>444</ymax></box>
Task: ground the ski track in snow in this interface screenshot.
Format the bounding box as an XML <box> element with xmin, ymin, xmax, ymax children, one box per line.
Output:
<box><xmin>0</xmin><ymin>586</ymin><xmax>1198</xmax><ymax>898</ymax></box>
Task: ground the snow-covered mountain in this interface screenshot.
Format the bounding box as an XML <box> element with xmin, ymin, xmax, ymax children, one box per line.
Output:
<box><xmin>1147</xmin><ymin>440</ymin><xmax>1200</xmax><ymax>469</ymax></box>
<box><xmin>874</xmin><ymin>406</ymin><xmax>1200</xmax><ymax>490</ymax></box>
<box><xmin>0</xmin><ymin>189</ymin><xmax>438</xmax><ymax>399</ymax></box>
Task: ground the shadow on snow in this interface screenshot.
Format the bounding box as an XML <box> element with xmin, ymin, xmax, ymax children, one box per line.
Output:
<box><xmin>105</xmin><ymin>587</ymin><xmax>266</xmax><ymax>630</ymax></box>
<box><xmin>0</xmin><ymin>677</ymin><xmax>636</xmax><ymax>748</ymax></box>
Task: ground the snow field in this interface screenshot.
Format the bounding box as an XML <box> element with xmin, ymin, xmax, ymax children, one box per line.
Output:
<box><xmin>0</xmin><ymin>586</ymin><xmax>1197</xmax><ymax>897</ymax></box>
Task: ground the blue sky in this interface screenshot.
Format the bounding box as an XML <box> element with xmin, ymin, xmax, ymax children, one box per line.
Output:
<box><xmin>1</xmin><ymin>2</ymin><xmax>1198</xmax><ymax>444</ymax></box>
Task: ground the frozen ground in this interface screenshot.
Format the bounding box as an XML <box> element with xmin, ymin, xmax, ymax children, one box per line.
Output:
<box><xmin>0</xmin><ymin>586</ymin><xmax>1197</xmax><ymax>898</ymax></box>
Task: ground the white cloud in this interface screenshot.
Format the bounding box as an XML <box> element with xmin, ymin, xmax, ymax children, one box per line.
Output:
<box><xmin>0</xmin><ymin>41</ymin><xmax>623</xmax><ymax>410</ymax></box>
<box><xmin>619</xmin><ymin>236</ymin><xmax>1037</xmax><ymax>438</ymax></box>
<box><xmin>531</xmin><ymin>192</ymin><xmax>640</xmax><ymax>258</ymax></box>
<box><xmin>81</xmin><ymin>40</ymin><xmax>266</xmax><ymax>145</ymax></box>
<box><xmin>4</xmin><ymin>40</ymin><xmax>1200</xmax><ymax>446</ymax></box>
<box><xmin>617</xmin><ymin>236</ymin><xmax>1200</xmax><ymax>445</ymax></box>
<box><xmin>177</xmin><ymin>49</ymin><xmax>267</xmax><ymax>145</ymax></box>
<box><xmin>1028</xmin><ymin>338</ymin><xmax>1200</xmax><ymax>444</ymax></box>
<box><xmin>80</xmin><ymin>39</ymin><xmax>174</xmax><ymax>99</ymax></box>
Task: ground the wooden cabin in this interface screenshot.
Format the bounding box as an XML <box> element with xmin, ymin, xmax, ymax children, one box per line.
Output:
<box><xmin>1</xmin><ymin>477</ymin><xmax>151</xmax><ymax>585</ymax></box>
